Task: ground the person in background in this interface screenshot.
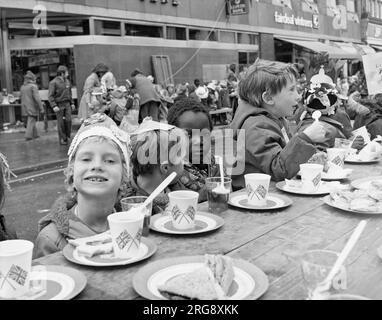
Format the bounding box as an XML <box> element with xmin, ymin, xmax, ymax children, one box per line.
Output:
<box><xmin>173</xmin><ymin>83</ymin><xmax>188</xmax><ymax>104</ymax></box>
<box><xmin>230</xmin><ymin>59</ymin><xmax>328</xmax><ymax>188</ymax></box>
<box><xmin>129</xmin><ymin>69</ymin><xmax>161</xmax><ymax>123</ymax></box>
<box><xmin>20</xmin><ymin>71</ymin><xmax>44</xmax><ymax>141</ymax></box>
<box><xmin>101</xmin><ymin>70</ymin><xmax>116</xmax><ymax>94</ymax></box>
<box><xmin>48</xmin><ymin>65</ymin><xmax>76</xmax><ymax>145</ymax></box>
<box><xmin>0</xmin><ymin>152</ymin><xmax>17</xmax><ymax>241</ymax></box>
<box><xmin>34</xmin><ymin>113</ymin><xmax>130</xmax><ymax>258</ymax></box>
<box><xmin>78</xmin><ymin>63</ymin><xmax>109</xmax><ymax>122</ymax></box>
<box><xmin>108</xmin><ymin>86</ymin><xmax>127</xmax><ymax>126</ymax></box>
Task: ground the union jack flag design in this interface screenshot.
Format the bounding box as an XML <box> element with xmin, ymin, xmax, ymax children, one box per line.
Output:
<box><xmin>172</xmin><ymin>205</ymin><xmax>195</xmax><ymax>224</ymax></box>
<box><xmin>331</xmin><ymin>155</ymin><xmax>343</xmax><ymax>167</ymax></box>
<box><xmin>0</xmin><ymin>264</ymin><xmax>28</xmax><ymax>289</ymax></box>
<box><xmin>255</xmin><ymin>185</ymin><xmax>267</xmax><ymax>199</ymax></box>
<box><xmin>247</xmin><ymin>184</ymin><xmax>266</xmax><ymax>200</ymax></box>
<box><xmin>312</xmin><ymin>173</ymin><xmax>321</xmax><ymax>187</ymax></box>
<box><xmin>116</xmin><ymin>229</ymin><xmax>142</xmax><ymax>251</ymax></box>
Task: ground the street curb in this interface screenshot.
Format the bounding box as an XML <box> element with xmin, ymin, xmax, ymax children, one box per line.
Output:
<box><xmin>12</xmin><ymin>159</ymin><xmax>68</xmax><ymax>176</ymax></box>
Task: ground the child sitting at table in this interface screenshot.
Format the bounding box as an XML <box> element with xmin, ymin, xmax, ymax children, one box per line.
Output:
<box><xmin>34</xmin><ymin>113</ymin><xmax>131</xmax><ymax>258</ymax></box>
<box><xmin>167</xmin><ymin>98</ymin><xmax>222</xmax><ymax>202</ymax></box>
<box><xmin>297</xmin><ymin>67</ymin><xmax>364</xmax><ymax>151</ymax></box>
<box><xmin>0</xmin><ymin>152</ymin><xmax>17</xmax><ymax>241</ymax></box>
<box><xmin>230</xmin><ymin>59</ymin><xmax>327</xmax><ymax>188</ymax></box>
<box><xmin>125</xmin><ymin>119</ymin><xmax>187</xmax><ymax>214</ymax></box>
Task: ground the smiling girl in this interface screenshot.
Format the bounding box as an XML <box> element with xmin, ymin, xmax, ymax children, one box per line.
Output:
<box><xmin>34</xmin><ymin>113</ymin><xmax>130</xmax><ymax>258</ymax></box>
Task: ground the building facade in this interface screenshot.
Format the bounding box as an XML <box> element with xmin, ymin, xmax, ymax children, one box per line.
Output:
<box><xmin>0</xmin><ymin>0</ymin><xmax>375</xmax><ymax>123</ymax></box>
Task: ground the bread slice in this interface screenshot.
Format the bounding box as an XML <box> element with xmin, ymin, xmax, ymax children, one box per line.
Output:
<box><xmin>158</xmin><ymin>255</ymin><xmax>234</xmax><ymax>300</ymax></box>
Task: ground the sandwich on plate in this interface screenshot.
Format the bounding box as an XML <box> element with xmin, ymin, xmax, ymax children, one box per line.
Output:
<box><xmin>158</xmin><ymin>254</ymin><xmax>235</xmax><ymax>300</ymax></box>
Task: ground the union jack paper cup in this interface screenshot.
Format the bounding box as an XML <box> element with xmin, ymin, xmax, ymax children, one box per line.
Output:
<box><xmin>0</xmin><ymin>240</ymin><xmax>33</xmax><ymax>298</ymax></box>
<box><xmin>107</xmin><ymin>210</ymin><xmax>144</xmax><ymax>259</ymax></box>
<box><xmin>168</xmin><ymin>191</ymin><xmax>199</xmax><ymax>230</ymax></box>
<box><xmin>244</xmin><ymin>173</ymin><xmax>271</xmax><ymax>206</ymax></box>
<box><xmin>300</xmin><ymin>163</ymin><xmax>323</xmax><ymax>192</ymax></box>
<box><xmin>327</xmin><ymin>148</ymin><xmax>347</xmax><ymax>172</ymax></box>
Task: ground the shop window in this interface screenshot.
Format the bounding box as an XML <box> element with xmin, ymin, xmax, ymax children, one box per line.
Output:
<box><xmin>220</xmin><ymin>31</ymin><xmax>235</xmax><ymax>43</ymax></box>
<box><xmin>238</xmin><ymin>51</ymin><xmax>258</xmax><ymax>66</ymax></box>
<box><xmin>95</xmin><ymin>20</ymin><xmax>121</xmax><ymax>36</ymax></box>
<box><xmin>11</xmin><ymin>48</ymin><xmax>75</xmax><ymax>91</ymax></box>
<box><xmin>166</xmin><ymin>26</ymin><xmax>186</xmax><ymax>40</ymax></box>
<box><xmin>189</xmin><ymin>28</ymin><xmax>217</xmax><ymax>41</ymax></box>
<box><xmin>125</xmin><ymin>23</ymin><xmax>163</xmax><ymax>38</ymax></box>
<box><xmin>8</xmin><ymin>18</ymin><xmax>90</xmax><ymax>39</ymax></box>
<box><xmin>237</xmin><ymin>33</ymin><xmax>259</xmax><ymax>45</ymax></box>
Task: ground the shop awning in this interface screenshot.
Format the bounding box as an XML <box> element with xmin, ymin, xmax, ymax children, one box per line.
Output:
<box><xmin>331</xmin><ymin>42</ymin><xmax>361</xmax><ymax>59</ymax></box>
<box><xmin>275</xmin><ymin>37</ymin><xmax>357</xmax><ymax>60</ymax></box>
<box><xmin>357</xmin><ymin>44</ymin><xmax>376</xmax><ymax>55</ymax></box>
<box><xmin>371</xmin><ymin>45</ymin><xmax>382</xmax><ymax>51</ymax></box>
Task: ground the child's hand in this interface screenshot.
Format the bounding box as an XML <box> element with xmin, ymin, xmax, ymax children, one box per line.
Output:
<box><xmin>351</xmin><ymin>135</ymin><xmax>365</xmax><ymax>150</ymax></box>
<box><xmin>303</xmin><ymin>121</ymin><xmax>327</xmax><ymax>143</ymax></box>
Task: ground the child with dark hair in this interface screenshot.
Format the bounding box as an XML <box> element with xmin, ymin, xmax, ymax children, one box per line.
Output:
<box><xmin>0</xmin><ymin>153</ymin><xmax>17</xmax><ymax>241</ymax></box>
<box><xmin>231</xmin><ymin>59</ymin><xmax>327</xmax><ymax>188</ymax></box>
<box><xmin>125</xmin><ymin>120</ymin><xmax>186</xmax><ymax>214</ymax></box>
<box><xmin>167</xmin><ymin>98</ymin><xmax>221</xmax><ymax>202</ymax></box>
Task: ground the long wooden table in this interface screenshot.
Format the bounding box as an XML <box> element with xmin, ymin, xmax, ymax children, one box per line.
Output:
<box><xmin>33</xmin><ymin>162</ymin><xmax>382</xmax><ymax>300</ymax></box>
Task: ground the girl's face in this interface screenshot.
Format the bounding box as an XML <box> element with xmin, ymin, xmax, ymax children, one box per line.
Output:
<box><xmin>177</xmin><ymin>111</ymin><xmax>211</xmax><ymax>164</ymax></box>
<box><xmin>73</xmin><ymin>140</ymin><xmax>123</xmax><ymax>199</ymax></box>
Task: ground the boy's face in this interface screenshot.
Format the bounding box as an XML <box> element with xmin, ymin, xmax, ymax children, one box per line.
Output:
<box><xmin>73</xmin><ymin>141</ymin><xmax>123</xmax><ymax>199</ymax></box>
<box><xmin>269</xmin><ymin>77</ymin><xmax>301</xmax><ymax>118</ymax></box>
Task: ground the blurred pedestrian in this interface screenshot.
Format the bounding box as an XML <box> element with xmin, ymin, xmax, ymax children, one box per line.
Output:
<box><xmin>48</xmin><ymin>65</ymin><xmax>76</xmax><ymax>145</ymax></box>
<box><xmin>78</xmin><ymin>63</ymin><xmax>109</xmax><ymax>122</ymax></box>
<box><xmin>20</xmin><ymin>71</ymin><xmax>44</xmax><ymax>140</ymax></box>
<box><xmin>129</xmin><ymin>69</ymin><xmax>161</xmax><ymax>123</ymax></box>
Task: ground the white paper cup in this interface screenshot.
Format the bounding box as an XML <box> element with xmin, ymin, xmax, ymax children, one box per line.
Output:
<box><xmin>300</xmin><ymin>164</ymin><xmax>323</xmax><ymax>192</ymax></box>
<box><xmin>168</xmin><ymin>191</ymin><xmax>199</xmax><ymax>230</ymax></box>
<box><xmin>327</xmin><ymin>148</ymin><xmax>347</xmax><ymax>171</ymax></box>
<box><xmin>244</xmin><ymin>173</ymin><xmax>271</xmax><ymax>206</ymax></box>
<box><xmin>107</xmin><ymin>210</ymin><xmax>144</xmax><ymax>259</ymax></box>
<box><xmin>0</xmin><ymin>240</ymin><xmax>34</xmax><ymax>298</ymax></box>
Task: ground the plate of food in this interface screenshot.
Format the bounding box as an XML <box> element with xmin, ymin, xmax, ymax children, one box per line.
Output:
<box><xmin>228</xmin><ymin>191</ymin><xmax>292</xmax><ymax>211</ymax></box>
<box><xmin>133</xmin><ymin>254</ymin><xmax>269</xmax><ymax>300</ymax></box>
<box><xmin>62</xmin><ymin>232</ymin><xmax>157</xmax><ymax>267</ymax></box>
<box><xmin>150</xmin><ymin>212</ymin><xmax>224</xmax><ymax>235</ymax></box>
<box><xmin>323</xmin><ymin>187</ymin><xmax>382</xmax><ymax>214</ymax></box>
<box><xmin>351</xmin><ymin>177</ymin><xmax>382</xmax><ymax>190</ymax></box>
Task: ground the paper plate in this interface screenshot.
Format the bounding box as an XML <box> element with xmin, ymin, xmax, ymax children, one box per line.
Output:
<box><xmin>1</xmin><ymin>265</ymin><xmax>87</xmax><ymax>300</ymax></box>
<box><xmin>344</xmin><ymin>157</ymin><xmax>380</xmax><ymax>164</ymax></box>
<box><xmin>351</xmin><ymin>176</ymin><xmax>382</xmax><ymax>190</ymax></box>
<box><xmin>322</xmin><ymin>195</ymin><xmax>382</xmax><ymax>215</ymax></box>
<box><xmin>132</xmin><ymin>255</ymin><xmax>269</xmax><ymax>300</ymax></box>
<box><xmin>150</xmin><ymin>212</ymin><xmax>224</xmax><ymax>235</ymax></box>
<box><xmin>321</xmin><ymin>169</ymin><xmax>353</xmax><ymax>181</ymax></box>
<box><xmin>63</xmin><ymin>237</ymin><xmax>157</xmax><ymax>267</ymax></box>
<box><xmin>298</xmin><ymin>169</ymin><xmax>353</xmax><ymax>181</ymax></box>
<box><xmin>276</xmin><ymin>181</ymin><xmax>331</xmax><ymax>196</ymax></box>
<box><xmin>228</xmin><ymin>191</ymin><xmax>292</xmax><ymax>211</ymax></box>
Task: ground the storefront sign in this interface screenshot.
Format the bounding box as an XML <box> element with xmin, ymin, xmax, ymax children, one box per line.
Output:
<box><xmin>274</xmin><ymin>11</ymin><xmax>314</xmax><ymax>28</ymax></box>
<box><xmin>227</xmin><ymin>0</ymin><xmax>248</xmax><ymax>16</ymax></box>
<box><xmin>28</xmin><ymin>53</ymin><xmax>59</xmax><ymax>67</ymax></box>
<box><xmin>362</xmin><ymin>52</ymin><xmax>382</xmax><ymax>95</ymax></box>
